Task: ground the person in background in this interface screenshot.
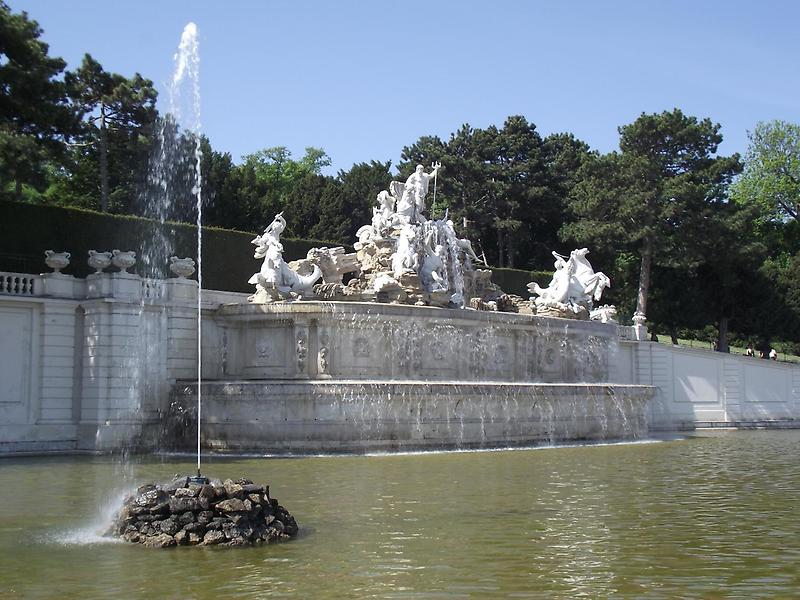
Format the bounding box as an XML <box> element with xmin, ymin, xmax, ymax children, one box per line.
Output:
<box><xmin>769</xmin><ymin>348</ymin><xmax>778</xmax><ymax>361</ymax></box>
<box><xmin>745</xmin><ymin>345</ymin><xmax>755</xmax><ymax>357</ymax></box>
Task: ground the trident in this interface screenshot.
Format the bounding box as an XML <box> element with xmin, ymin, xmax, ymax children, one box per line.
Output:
<box><xmin>431</xmin><ymin>161</ymin><xmax>441</xmax><ymax>219</ymax></box>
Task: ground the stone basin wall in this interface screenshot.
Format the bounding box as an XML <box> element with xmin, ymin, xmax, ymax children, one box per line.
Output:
<box><xmin>109</xmin><ymin>477</ymin><xmax>298</xmax><ymax>547</ymax></box>
<box><xmin>170</xmin><ymin>301</ymin><xmax>657</xmax><ymax>453</ymax></box>
<box><xmin>202</xmin><ymin>301</ymin><xmax>621</xmax><ymax>384</ymax></box>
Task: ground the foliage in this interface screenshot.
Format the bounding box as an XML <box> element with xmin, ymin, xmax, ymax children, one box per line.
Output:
<box><xmin>238</xmin><ymin>146</ymin><xmax>331</xmax><ymax>223</ymax></box>
<box><xmin>563</xmin><ymin>109</ymin><xmax>742</xmax><ymax>330</ymax></box>
<box><xmin>399</xmin><ymin>116</ymin><xmax>586</xmax><ymax>269</ymax></box>
<box><xmin>732</xmin><ymin>120</ymin><xmax>800</xmax><ymax>223</ymax></box>
<box><xmin>0</xmin><ymin>1</ymin><xmax>78</xmax><ymax>199</ymax></box>
<box><xmin>7</xmin><ymin>3</ymin><xmax>800</xmax><ymax>346</ymax></box>
<box><xmin>63</xmin><ymin>53</ymin><xmax>157</xmax><ymax>212</ymax></box>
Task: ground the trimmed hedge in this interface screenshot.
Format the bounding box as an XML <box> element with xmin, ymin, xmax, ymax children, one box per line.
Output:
<box><xmin>0</xmin><ymin>201</ymin><xmax>551</xmax><ymax>295</ymax></box>
<box><xmin>491</xmin><ymin>267</ymin><xmax>553</xmax><ymax>297</ymax></box>
<box><xmin>0</xmin><ymin>202</ymin><xmax>346</xmax><ymax>293</ymax></box>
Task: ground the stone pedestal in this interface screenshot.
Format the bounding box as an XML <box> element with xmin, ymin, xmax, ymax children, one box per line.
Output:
<box><xmin>86</xmin><ymin>272</ymin><xmax>143</xmax><ymax>301</ymax></box>
<box><xmin>165</xmin><ymin>277</ymin><xmax>198</xmax><ymax>302</ymax></box>
<box><xmin>40</xmin><ymin>273</ymin><xmax>84</xmax><ymax>298</ymax></box>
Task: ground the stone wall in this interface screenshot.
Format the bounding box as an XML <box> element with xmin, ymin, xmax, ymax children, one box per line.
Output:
<box><xmin>203</xmin><ymin>302</ymin><xmax>619</xmax><ymax>384</ymax></box>
<box><xmin>625</xmin><ymin>341</ymin><xmax>800</xmax><ymax>429</ymax></box>
<box><xmin>2</xmin><ymin>264</ymin><xmax>800</xmax><ymax>455</ymax></box>
<box><xmin>0</xmin><ymin>269</ymin><xmax>205</xmax><ymax>453</ymax></box>
<box><xmin>170</xmin><ymin>381</ymin><xmax>651</xmax><ymax>453</ymax></box>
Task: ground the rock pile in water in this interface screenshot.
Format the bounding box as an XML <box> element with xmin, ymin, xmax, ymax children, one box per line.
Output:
<box><xmin>108</xmin><ymin>477</ymin><xmax>298</xmax><ymax>548</ymax></box>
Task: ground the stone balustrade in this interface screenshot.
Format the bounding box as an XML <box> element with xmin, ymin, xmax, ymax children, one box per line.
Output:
<box><xmin>0</xmin><ymin>272</ymin><xmax>42</xmax><ymax>297</ymax></box>
<box><xmin>0</xmin><ymin>254</ymin><xmax>204</xmax><ymax>455</ymax></box>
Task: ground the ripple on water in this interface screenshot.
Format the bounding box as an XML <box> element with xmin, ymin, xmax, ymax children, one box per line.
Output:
<box><xmin>2</xmin><ymin>431</ymin><xmax>800</xmax><ymax>598</ymax></box>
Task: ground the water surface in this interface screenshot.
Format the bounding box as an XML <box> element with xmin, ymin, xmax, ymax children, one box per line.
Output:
<box><xmin>2</xmin><ymin>431</ymin><xmax>799</xmax><ymax>598</ymax></box>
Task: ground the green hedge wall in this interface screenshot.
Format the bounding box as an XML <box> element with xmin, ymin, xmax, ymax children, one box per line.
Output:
<box><xmin>491</xmin><ymin>267</ymin><xmax>553</xmax><ymax>297</ymax></box>
<box><xmin>0</xmin><ymin>202</ymin><xmax>346</xmax><ymax>293</ymax></box>
<box><xmin>0</xmin><ymin>201</ymin><xmax>551</xmax><ymax>295</ymax></box>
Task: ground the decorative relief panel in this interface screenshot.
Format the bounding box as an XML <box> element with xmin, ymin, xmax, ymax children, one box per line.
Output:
<box><xmin>0</xmin><ymin>306</ymin><xmax>33</xmax><ymax>424</ymax></box>
<box><xmin>255</xmin><ymin>341</ymin><xmax>272</xmax><ymax>361</ymax></box>
<box><xmin>317</xmin><ymin>331</ymin><xmax>330</xmax><ymax>376</ymax></box>
<box><xmin>296</xmin><ymin>330</ymin><xmax>308</xmax><ymax>374</ymax></box>
<box><xmin>353</xmin><ymin>336</ymin><xmax>371</xmax><ymax>358</ymax></box>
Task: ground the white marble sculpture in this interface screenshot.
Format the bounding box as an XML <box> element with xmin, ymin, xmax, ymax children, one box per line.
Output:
<box><xmin>391</xmin><ymin>224</ymin><xmax>420</xmax><ymax>278</ymax></box>
<box><xmin>305</xmin><ymin>246</ymin><xmax>359</xmax><ymax>284</ymax></box>
<box><xmin>420</xmin><ymin>234</ymin><xmax>447</xmax><ymax>293</ymax></box>
<box><xmin>371</xmin><ymin>191</ymin><xmax>395</xmax><ymax>233</ymax></box>
<box><xmin>590</xmin><ymin>304</ymin><xmax>618</xmax><ymax>324</ymax></box>
<box><xmin>390</xmin><ymin>163</ymin><xmax>441</xmax><ymax>224</ymax></box>
<box><xmin>242</xmin><ymin>162</ymin><xmax>509</xmax><ymax>310</ymax></box>
<box><xmin>447</xmin><ymin>220</ymin><xmax>483</xmax><ymax>266</ymax></box>
<box><xmin>248</xmin><ymin>213</ymin><xmax>321</xmax><ymax>302</ymax></box>
<box><xmin>528</xmin><ymin>248</ymin><xmax>611</xmax><ymax>319</ymax></box>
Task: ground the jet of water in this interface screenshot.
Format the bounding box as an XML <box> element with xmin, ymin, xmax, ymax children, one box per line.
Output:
<box><xmin>170</xmin><ymin>22</ymin><xmax>203</xmax><ymax>477</ymax></box>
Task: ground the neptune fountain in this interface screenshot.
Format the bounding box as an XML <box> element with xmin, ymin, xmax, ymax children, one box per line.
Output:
<box><xmin>168</xmin><ymin>163</ymin><xmax>654</xmax><ymax>454</ymax></box>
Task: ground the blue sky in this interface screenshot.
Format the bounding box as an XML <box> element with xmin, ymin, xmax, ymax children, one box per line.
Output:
<box><xmin>9</xmin><ymin>0</ymin><xmax>800</xmax><ymax>175</ymax></box>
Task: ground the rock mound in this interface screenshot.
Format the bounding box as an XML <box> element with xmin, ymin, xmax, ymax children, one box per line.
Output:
<box><xmin>108</xmin><ymin>476</ymin><xmax>298</xmax><ymax>547</ymax></box>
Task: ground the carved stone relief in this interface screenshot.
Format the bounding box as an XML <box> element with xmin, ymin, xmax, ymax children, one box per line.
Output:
<box><xmin>296</xmin><ymin>331</ymin><xmax>308</xmax><ymax>374</ymax></box>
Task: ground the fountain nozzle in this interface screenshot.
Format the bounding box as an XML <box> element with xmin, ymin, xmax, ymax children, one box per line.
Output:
<box><xmin>188</xmin><ymin>469</ymin><xmax>209</xmax><ymax>485</ymax></box>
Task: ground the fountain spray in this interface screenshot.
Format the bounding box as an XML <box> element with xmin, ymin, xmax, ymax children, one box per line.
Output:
<box><xmin>170</xmin><ymin>22</ymin><xmax>207</xmax><ymax>483</ymax></box>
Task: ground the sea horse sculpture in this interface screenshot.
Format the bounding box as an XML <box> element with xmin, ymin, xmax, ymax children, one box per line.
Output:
<box><xmin>528</xmin><ymin>248</ymin><xmax>611</xmax><ymax>318</ymax></box>
<box><xmin>248</xmin><ymin>213</ymin><xmax>322</xmax><ymax>302</ymax></box>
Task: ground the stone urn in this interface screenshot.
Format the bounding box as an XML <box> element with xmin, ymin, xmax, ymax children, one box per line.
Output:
<box><xmin>111</xmin><ymin>249</ymin><xmax>137</xmax><ymax>273</ymax></box>
<box><xmin>169</xmin><ymin>256</ymin><xmax>196</xmax><ymax>279</ymax></box>
<box><xmin>44</xmin><ymin>250</ymin><xmax>70</xmax><ymax>274</ymax></box>
<box><xmin>87</xmin><ymin>250</ymin><xmax>113</xmax><ymax>274</ymax></box>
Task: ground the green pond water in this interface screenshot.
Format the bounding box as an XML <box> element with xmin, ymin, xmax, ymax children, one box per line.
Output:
<box><xmin>2</xmin><ymin>431</ymin><xmax>800</xmax><ymax>599</ymax></box>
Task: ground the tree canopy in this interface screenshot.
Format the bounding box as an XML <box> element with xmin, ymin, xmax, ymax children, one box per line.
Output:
<box><xmin>563</xmin><ymin>109</ymin><xmax>741</xmax><ymax>322</ymax></box>
<box><xmin>398</xmin><ymin>116</ymin><xmax>585</xmax><ymax>268</ymax></box>
<box><xmin>732</xmin><ymin>120</ymin><xmax>800</xmax><ymax>223</ymax></box>
<box><xmin>0</xmin><ymin>1</ymin><xmax>78</xmax><ymax>199</ymax></box>
<box><xmin>65</xmin><ymin>54</ymin><xmax>157</xmax><ymax>212</ymax></box>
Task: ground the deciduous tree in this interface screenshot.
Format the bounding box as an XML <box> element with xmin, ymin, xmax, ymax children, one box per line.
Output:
<box><xmin>732</xmin><ymin>120</ymin><xmax>800</xmax><ymax>223</ymax></box>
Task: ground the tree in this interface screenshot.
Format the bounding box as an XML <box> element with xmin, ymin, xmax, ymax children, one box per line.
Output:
<box><xmin>732</xmin><ymin>120</ymin><xmax>800</xmax><ymax>223</ymax></box>
<box><xmin>563</xmin><ymin>109</ymin><xmax>741</xmax><ymax>324</ymax></box>
<box><xmin>0</xmin><ymin>2</ymin><xmax>78</xmax><ymax>199</ymax></box>
<box><xmin>399</xmin><ymin>116</ymin><xmax>573</xmax><ymax>268</ymax></box>
<box><xmin>282</xmin><ymin>160</ymin><xmax>393</xmax><ymax>243</ymax></box>
<box><xmin>199</xmin><ymin>137</ymin><xmax>244</xmax><ymax>228</ymax></box>
<box><xmin>283</xmin><ymin>172</ymin><xmax>336</xmax><ymax>238</ymax></box>
<box><xmin>66</xmin><ymin>54</ymin><xmax>157</xmax><ymax>211</ymax></box>
<box><xmin>318</xmin><ymin>160</ymin><xmax>393</xmax><ymax>242</ymax></box>
<box><xmin>240</xmin><ymin>146</ymin><xmax>331</xmax><ymax>226</ymax></box>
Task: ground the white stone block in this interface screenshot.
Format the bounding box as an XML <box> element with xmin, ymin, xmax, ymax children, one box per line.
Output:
<box><xmin>40</xmin><ymin>273</ymin><xmax>83</xmax><ymax>298</ymax></box>
<box><xmin>111</xmin><ymin>273</ymin><xmax>142</xmax><ymax>301</ymax></box>
<box><xmin>164</xmin><ymin>278</ymin><xmax>198</xmax><ymax>302</ymax></box>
